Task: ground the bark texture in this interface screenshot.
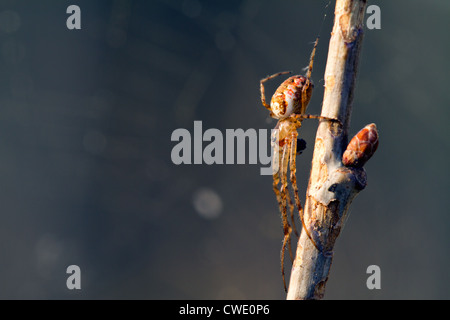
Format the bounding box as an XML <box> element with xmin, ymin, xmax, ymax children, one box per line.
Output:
<box><xmin>286</xmin><ymin>0</ymin><xmax>373</xmax><ymax>300</ymax></box>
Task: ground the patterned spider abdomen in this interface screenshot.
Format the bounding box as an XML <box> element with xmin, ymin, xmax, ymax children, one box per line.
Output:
<box><xmin>270</xmin><ymin>76</ymin><xmax>313</xmax><ymax>119</ymax></box>
<box><xmin>342</xmin><ymin>123</ymin><xmax>379</xmax><ymax>168</ymax></box>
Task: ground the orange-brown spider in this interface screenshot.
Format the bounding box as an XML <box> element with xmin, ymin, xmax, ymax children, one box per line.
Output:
<box><xmin>260</xmin><ymin>38</ymin><xmax>339</xmax><ymax>291</ymax></box>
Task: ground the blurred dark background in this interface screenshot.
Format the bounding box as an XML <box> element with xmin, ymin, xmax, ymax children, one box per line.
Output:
<box><xmin>0</xmin><ymin>0</ymin><xmax>448</xmax><ymax>299</ymax></box>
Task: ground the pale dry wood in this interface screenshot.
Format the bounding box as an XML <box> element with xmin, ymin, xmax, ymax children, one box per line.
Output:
<box><xmin>287</xmin><ymin>0</ymin><xmax>368</xmax><ymax>300</ymax></box>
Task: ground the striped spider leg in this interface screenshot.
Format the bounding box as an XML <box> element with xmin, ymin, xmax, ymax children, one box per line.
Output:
<box><xmin>260</xmin><ymin>38</ymin><xmax>340</xmax><ymax>291</ymax></box>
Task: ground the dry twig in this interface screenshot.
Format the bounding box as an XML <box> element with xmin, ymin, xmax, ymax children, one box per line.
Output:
<box><xmin>286</xmin><ymin>0</ymin><xmax>378</xmax><ymax>300</ymax></box>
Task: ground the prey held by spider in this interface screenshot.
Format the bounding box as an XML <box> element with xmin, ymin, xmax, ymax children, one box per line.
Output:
<box><xmin>260</xmin><ymin>38</ymin><xmax>341</xmax><ymax>292</ymax></box>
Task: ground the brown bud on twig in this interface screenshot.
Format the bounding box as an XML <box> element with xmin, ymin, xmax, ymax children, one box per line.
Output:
<box><xmin>342</xmin><ymin>123</ymin><xmax>379</xmax><ymax>168</ymax></box>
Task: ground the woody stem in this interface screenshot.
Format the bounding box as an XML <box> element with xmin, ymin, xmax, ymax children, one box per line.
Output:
<box><xmin>286</xmin><ymin>0</ymin><xmax>368</xmax><ymax>300</ymax></box>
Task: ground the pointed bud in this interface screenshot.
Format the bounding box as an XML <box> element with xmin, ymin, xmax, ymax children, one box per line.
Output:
<box><xmin>342</xmin><ymin>123</ymin><xmax>379</xmax><ymax>168</ymax></box>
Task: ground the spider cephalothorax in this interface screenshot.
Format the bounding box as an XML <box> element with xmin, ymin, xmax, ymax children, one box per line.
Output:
<box><xmin>260</xmin><ymin>38</ymin><xmax>339</xmax><ymax>292</ymax></box>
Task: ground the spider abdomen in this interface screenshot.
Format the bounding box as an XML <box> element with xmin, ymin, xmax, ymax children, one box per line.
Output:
<box><xmin>270</xmin><ymin>76</ymin><xmax>312</xmax><ymax>119</ymax></box>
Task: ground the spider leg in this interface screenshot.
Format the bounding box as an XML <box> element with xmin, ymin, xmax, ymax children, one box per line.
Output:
<box><xmin>298</xmin><ymin>114</ymin><xmax>342</xmax><ymax>124</ymax></box>
<box><xmin>300</xmin><ymin>80</ymin><xmax>311</xmax><ymax>115</ymax></box>
<box><xmin>261</xmin><ymin>71</ymin><xmax>292</xmax><ymax>83</ymax></box>
<box><xmin>271</xmin><ymin>128</ymin><xmax>296</xmax><ymax>255</ymax></box>
<box><xmin>276</xmin><ymin>171</ymin><xmax>297</xmax><ymax>239</ymax></box>
<box><xmin>294</xmin><ymin>113</ymin><xmax>342</xmax><ymax>125</ymax></box>
<box><xmin>273</xmin><ymin>166</ymin><xmax>295</xmax><ymax>277</ymax></box>
<box><xmin>272</xmin><ymin>171</ymin><xmax>282</xmax><ymax>222</ymax></box>
<box><xmin>289</xmin><ymin>131</ymin><xmax>305</xmax><ymax>233</ymax></box>
<box><xmin>287</xmin><ymin>138</ymin><xmax>306</xmax><ymax>237</ymax></box>
<box><xmin>289</xmin><ymin>130</ymin><xmax>324</xmax><ymax>253</ymax></box>
<box><xmin>260</xmin><ymin>71</ymin><xmax>292</xmax><ymax>111</ymax></box>
<box><xmin>279</xmin><ymin>139</ymin><xmax>294</xmax><ymax>292</ymax></box>
<box><xmin>298</xmin><ymin>37</ymin><xmax>319</xmax><ymax>114</ymax></box>
<box><xmin>272</xmin><ymin>129</ymin><xmax>296</xmax><ymax>250</ymax></box>
<box><xmin>272</xmin><ymin>140</ymin><xmax>292</xmax><ymax>247</ymax></box>
<box><xmin>272</xmin><ymin>134</ymin><xmax>283</xmax><ymax>224</ymax></box>
<box><xmin>287</xmin><ymin>188</ymin><xmax>298</xmax><ymax>238</ymax></box>
<box><xmin>305</xmin><ymin>37</ymin><xmax>319</xmax><ymax>80</ymax></box>
<box><xmin>288</xmin><ymin>132</ymin><xmax>302</xmax><ymax>240</ymax></box>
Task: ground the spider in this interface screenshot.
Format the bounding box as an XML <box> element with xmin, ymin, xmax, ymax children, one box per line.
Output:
<box><xmin>260</xmin><ymin>38</ymin><xmax>340</xmax><ymax>292</ymax></box>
